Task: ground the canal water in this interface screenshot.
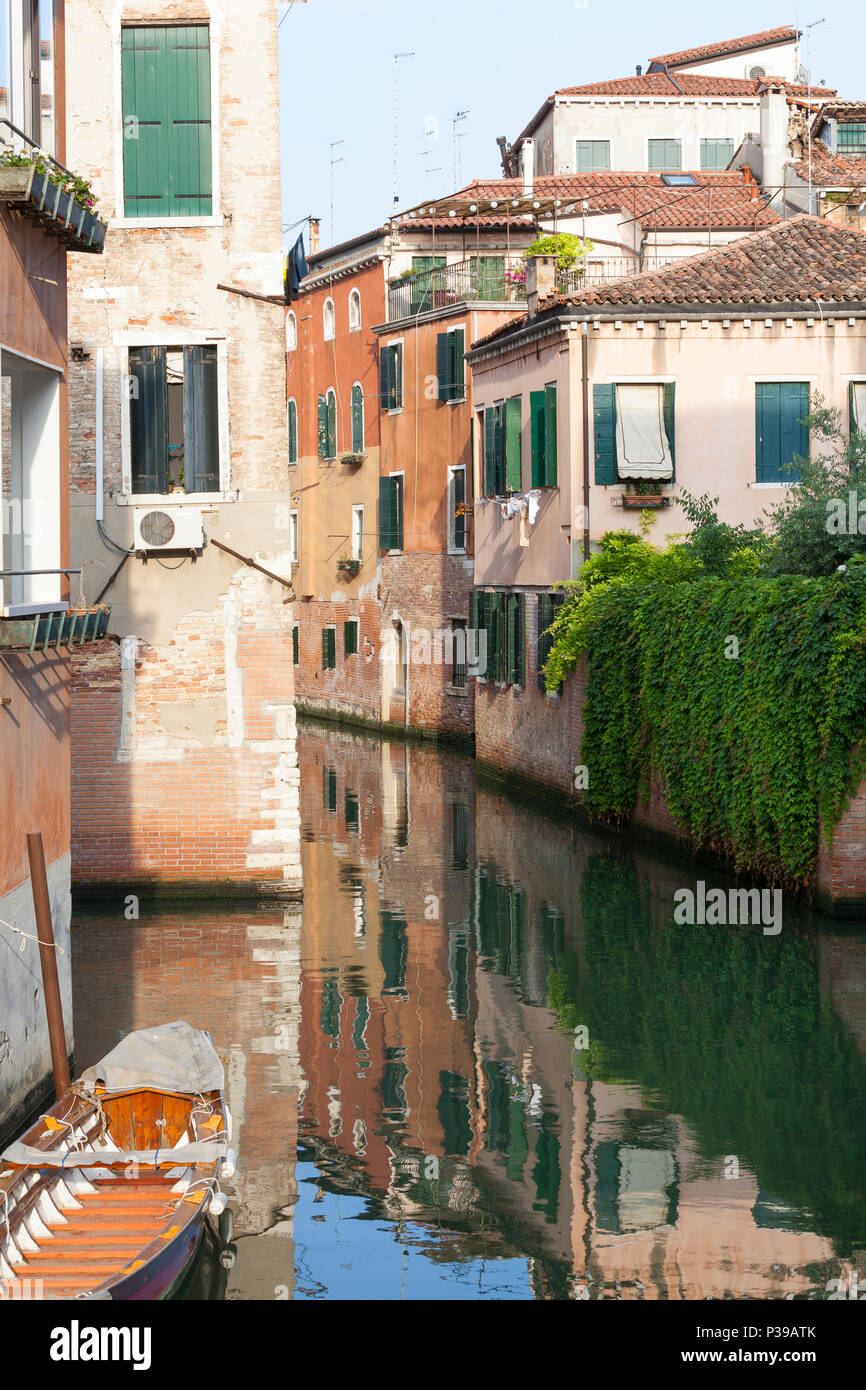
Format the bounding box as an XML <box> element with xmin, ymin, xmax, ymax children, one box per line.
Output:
<box><xmin>71</xmin><ymin>720</ymin><xmax>866</xmax><ymax>1300</ymax></box>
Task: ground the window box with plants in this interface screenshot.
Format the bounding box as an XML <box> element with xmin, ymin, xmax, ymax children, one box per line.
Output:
<box><xmin>340</xmin><ymin>452</ymin><xmax>366</xmax><ymax>467</ymax></box>
<box><xmin>0</xmin><ymin>146</ymin><xmax>107</xmax><ymax>253</ymax></box>
<box><xmin>621</xmin><ymin>478</ymin><xmax>671</xmax><ymax>508</ymax></box>
<box><xmin>337</xmin><ymin>557</ymin><xmax>362</xmax><ymax>577</ymax></box>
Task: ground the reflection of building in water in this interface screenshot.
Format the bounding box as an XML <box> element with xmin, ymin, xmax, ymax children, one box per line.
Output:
<box><xmin>71</xmin><ymin>905</ymin><xmax>302</xmax><ymax>1301</ymax></box>
<box><xmin>293</xmin><ymin>725</ymin><xmax>866</xmax><ymax>1298</ymax></box>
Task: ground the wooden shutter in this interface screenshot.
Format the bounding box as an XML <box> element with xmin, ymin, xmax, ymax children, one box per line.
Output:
<box><xmin>183</xmin><ymin>345</ymin><xmax>219</xmax><ymax>492</ymax></box>
<box><xmin>393</xmin><ymin>344</ymin><xmax>403</xmax><ymax>409</ymax></box>
<box><xmin>663</xmin><ymin>382</ymin><xmax>676</xmax><ymax>480</ymax></box>
<box><xmin>121</xmin><ymin>26</ymin><xmax>211</xmax><ymax>218</ymax></box>
<box><xmin>168</xmin><ymin>26</ymin><xmax>212</xmax><ymax>216</ymax></box>
<box><xmin>537</xmin><ymin>593</ymin><xmax>551</xmax><ymax>691</ymax></box>
<box><xmin>344</xmin><ymin>620</ymin><xmax>357</xmax><ymax>656</ymax></box>
<box><xmin>756</xmin><ymin>382</ymin><xmax>808</xmax><ymax>483</ymax></box>
<box><xmin>484</xmin><ymin>409</ymin><xmax>495</xmax><ymax>496</ymax></box>
<box><xmin>508</xmin><ymin>593</ymin><xmax>525</xmax><ymax>686</ymax></box>
<box><xmin>322</xmin><ymin>628</ymin><xmax>329</xmax><ymax>668</ymax></box>
<box><xmin>351</xmin><ymin>385</ymin><xmax>364</xmax><ymax>453</ymax></box>
<box><xmin>380</xmin><ymin>347</ymin><xmax>390</xmax><ymax>409</ymax></box>
<box><xmin>530</xmin><ymin>391</ymin><xmax>546</xmax><ymax>488</ymax></box>
<box><xmin>393</xmin><ymin>475</ymin><xmax>404</xmax><ymax>550</ymax></box>
<box><xmin>544</xmin><ymin>384</ymin><xmax>558</xmax><ymax>487</ymax></box>
<box><xmin>317</xmin><ymin>394</ymin><xmax>328</xmax><ymax>458</ymax></box>
<box><xmin>505</xmin><ymin>397</ymin><xmax>523</xmax><ymax>492</ymax></box>
<box><xmin>292</xmin><ymin>625</ymin><xmax>299</xmax><ymax>665</ymax></box>
<box><xmin>593</xmin><ymin>383</ymin><xmax>618</xmax><ymax>484</ymax></box>
<box><xmin>129</xmin><ymin>346</ymin><xmax>168</xmax><ymax>493</ymax></box>
<box><xmin>288</xmin><ymin>400</ymin><xmax>298</xmax><ymax>463</ymax></box>
<box><xmin>327</xmin><ymin>392</ymin><xmax>337</xmax><ymax>458</ymax></box>
<box><xmin>379</xmin><ymin>477</ymin><xmax>394</xmax><ymax>550</ymax></box>
<box><xmin>437</xmin><ymin>332</ymin><xmax>450</xmax><ymax>401</ymax></box>
<box><xmin>452</xmin><ymin>329</ymin><xmax>465</xmax><ymax>399</ymax></box>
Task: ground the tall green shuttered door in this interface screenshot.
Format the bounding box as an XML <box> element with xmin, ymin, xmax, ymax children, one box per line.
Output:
<box><xmin>122</xmin><ymin>26</ymin><xmax>213</xmax><ymax>218</ymax></box>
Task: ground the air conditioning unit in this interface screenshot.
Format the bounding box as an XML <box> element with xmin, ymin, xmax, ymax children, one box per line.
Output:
<box><xmin>132</xmin><ymin>506</ymin><xmax>205</xmax><ymax>553</ymax></box>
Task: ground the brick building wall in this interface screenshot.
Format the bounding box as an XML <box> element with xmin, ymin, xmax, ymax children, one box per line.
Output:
<box><xmin>381</xmin><ymin>551</ymin><xmax>475</xmax><ymax>740</ymax></box>
<box><xmin>65</xmin><ymin>0</ymin><xmax>301</xmax><ymax>896</ymax></box>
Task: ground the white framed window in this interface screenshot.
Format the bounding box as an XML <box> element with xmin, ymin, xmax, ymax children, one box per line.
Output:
<box><xmin>287</xmin><ymin>397</ymin><xmax>298</xmax><ymax>464</ymax></box>
<box><xmin>286</xmin><ymin>311</ymin><xmax>297</xmax><ymax>352</ymax></box>
<box><xmin>0</xmin><ymin>349</ymin><xmax>63</xmax><ymax>616</ymax></box>
<box><xmin>289</xmin><ymin>508</ymin><xmax>299</xmax><ymax>564</ymax></box>
<box><xmin>2</xmin><ymin>0</ymin><xmax>54</xmax><ymax>148</ymax></box>
<box><xmin>351</xmin><ymin>504</ymin><xmax>364</xmax><ymax>562</ymax></box>
<box><xmin>349</xmin><ymin>289</ymin><xmax>362</xmax><ymax>332</ymax></box>
<box><xmin>447</xmin><ymin>465</ymin><xmax>467</xmax><ymax>553</ymax></box>
<box><xmin>323</xmin><ymin>297</ymin><xmax>336</xmax><ymax>341</ymax></box>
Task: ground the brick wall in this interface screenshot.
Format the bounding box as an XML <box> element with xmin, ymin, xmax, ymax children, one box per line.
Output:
<box><xmin>294</xmin><ymin>595</ymin><xmax>383</xmax><ymax>724</ymax></box>
<box><xmin>382</xmin><ymin>551</ymin><xmax>475</xmax><ymax>740</ymax></box>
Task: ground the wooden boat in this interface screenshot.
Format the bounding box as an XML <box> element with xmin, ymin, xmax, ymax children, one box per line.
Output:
<box><xmin>0</xmin><ymin>1023</ymin><xmax>232</xmax><ymax>1300</ymax></box>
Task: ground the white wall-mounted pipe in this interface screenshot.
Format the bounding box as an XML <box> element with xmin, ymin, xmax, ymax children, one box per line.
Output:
<box><xmin>95</xmin><ymin>347</ymin><xmax>104</xmax><ymax>522</ymax></box>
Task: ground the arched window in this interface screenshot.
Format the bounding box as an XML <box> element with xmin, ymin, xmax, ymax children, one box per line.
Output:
<box><xmin>286</xmin><ymin>311</ymin><xmax>297</xmax><ymax>352</ymax></box>
<box><xmin>351</xmin><ymin>383</ymin><xmax>365</xmax><ymax>454</ymax></box>
<box><xmin>349</xmin><ymin>289</ymin><xmax>362</xmax><ymax>332</ymax></box>
<box><xmin>323</xmin><ymin>297</ymin><xmax>336</xmax><ymax>341</ymax></box>
<box><xmin>287</xmin><ymin>398</ymin><xmax>298</xmax><ymax>464</ymax></box>
<box><xmin>319</xmin><ymin>388</ymin><xmax>337</xmax><ymax>458</ymax></box>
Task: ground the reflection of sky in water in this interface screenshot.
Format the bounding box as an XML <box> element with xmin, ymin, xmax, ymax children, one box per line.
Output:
<box><xmin>293</xmin><ymin>1169</ymin><xmax>532</xmax><ymax>1301</ymax></box>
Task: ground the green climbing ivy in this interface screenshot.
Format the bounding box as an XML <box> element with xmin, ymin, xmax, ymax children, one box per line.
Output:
<box><xmin>545</xmin><ymin>557</ymin><xmax>866</xmax><ymax>884</ymax></box>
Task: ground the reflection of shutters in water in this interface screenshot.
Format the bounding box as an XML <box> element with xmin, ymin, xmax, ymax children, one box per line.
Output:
<box><xmin>478</xmin><ymin>871</ymin><xmax>526</xmax><ymax>978</ymax></box>
<box><xmin>451</xmin><ymin>801</ymin><xmax>469</xmax><ymax>867</ymax></box>
<box><xmin>594</xmin><ymin>1139</ymin><xmax>678</xmax><ymax>1233</ymax></box>
<box><xmin>352</xmin><ymin>995</ymin><xmax>369</xmax><ymax>1054</ymax></box>
<box><xmin>447</xmin><ymin>928</ymin><xmax>470</xmax><ymax>1019</ymax></box>
<box><xmin>319</xmin><ymin>974</ymin><xmax>342</xmax><ymax>1039</ymax></box>
<box><xmin>380</xmin><ymin>911</ymin><xmax>408</xmax><ymax>993</ymax></box>
<box><xmin>438</xmin><ymin>1071</ymin><xmax>472</xmax><ymax>1156</ymax></box>
<box><xmin>531</xmin><ymin>1113</ymin><xmax>561</xmax><ymax>1223</ymax></box>
<box><xmin>380</xmin><ymin>1049</ymin><xmax>409</xmax><ymax>1117</ymax></box>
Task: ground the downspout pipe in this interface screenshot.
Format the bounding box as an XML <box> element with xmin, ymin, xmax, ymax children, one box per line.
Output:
<box><xmin>581</xmin><ymin>321</ymin><xmax>590</xmax><ymax>564</ymax></box>
<box><xmin>95</xmin><ymin>347</ymin><xmax>104</xmax><ymax>523</ymax></box>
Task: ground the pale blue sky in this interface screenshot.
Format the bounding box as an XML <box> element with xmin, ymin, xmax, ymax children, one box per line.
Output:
<box><xmin>278</xmin><ymin>0</ymin><xmax>862</xmax><ymax>253</ymax></box>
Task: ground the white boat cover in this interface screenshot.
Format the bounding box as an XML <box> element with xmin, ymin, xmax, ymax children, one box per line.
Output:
<box><xmin>0</xmin><ymin>1140</ymin><xmax>224</xmax><ymax>1169</ymax></box>
<box><xmin>77</xmin><ymin>1021</ymin><xmax>225</xmax><ymax>1097</ymax></box>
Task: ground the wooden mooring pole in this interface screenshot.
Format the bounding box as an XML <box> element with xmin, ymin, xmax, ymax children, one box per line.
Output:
<box><xmin>26</xmin><ymin>831</ymin><xmax>70</xmax><ymax>1097</ymax></box>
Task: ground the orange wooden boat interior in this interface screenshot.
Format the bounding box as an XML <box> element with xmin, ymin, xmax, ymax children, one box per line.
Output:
<box><xmin>0</xmin><ymin>1084</ymin><xmax>227</xmax><ymax>1300</ymax></box>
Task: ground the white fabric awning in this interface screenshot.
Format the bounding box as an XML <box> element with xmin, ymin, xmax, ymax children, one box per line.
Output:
<box><xmin>615</xmin><ymin>384</ymin><xmax>673</xmax><ymax>481</ymax></box>
<box><xmin>853</xmin><ymin>382</ymin><xmax>866</xmax><ymax>431</ymax></box>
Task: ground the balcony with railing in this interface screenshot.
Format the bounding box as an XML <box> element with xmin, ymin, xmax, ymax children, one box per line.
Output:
<box><xmin>555</xmin><ymin>255</ymin><xmax>685</xmax><ymax>295</ymax></box>
<box><xmin>387</xmin><ymin>256</ymin><xmax>526</xmax><ymax>321</ymax></box>
<box><xmin>0</xmin><ymin>119</ymin><xmax>106</xmax><ymax>253</ymax></box>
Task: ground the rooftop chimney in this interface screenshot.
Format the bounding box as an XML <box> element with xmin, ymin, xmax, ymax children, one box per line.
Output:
<box><xmin>520</xmin><ymin>138</ymin><xmax>535</xmax><ymax>197</ymax></box>
<box><xmin>636</xmin><ymin>64</ymin><xmax>642</xmax><ymax>76</ymax></box>
<box><xmin>309</xmin><ymin>217</ymin><xmax>320</xmax><ymax>254</ymax></box>
<box><xmin>525</xmin><ymin>255</ymin><xmax>557</xmax><ymax>317</ymax></box>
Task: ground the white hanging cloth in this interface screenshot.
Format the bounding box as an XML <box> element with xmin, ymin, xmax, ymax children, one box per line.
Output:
<box><xmin>615</xmin><ymin>384</ymin><xmax>673</xmax><ymax>480</ymax></box>
<box><xmin>853</xmin><ymin>382</ymin><xmax>866</xmax><ymax>431</ymax></box>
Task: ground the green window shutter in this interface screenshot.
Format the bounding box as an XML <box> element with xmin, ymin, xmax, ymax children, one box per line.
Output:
<box><xmin>288</xmin><ymin>400</ymin><xmax>298</xmax><ymax>463</ymax></box>
<box><xmin>544</xmin><ymin>384</ymin><xmax>558</xmax><ymax>487</ymax></box>
<box><xmin>393</xmin><ymin>344</ymin><xmax>403</xmax><ymax>408</ymax></box>
<box><xmin>326</xmin><ymin>392</ymin><xmax>337</xmax><ymax>458</ymax></box>
<box><xmin>322</xmin><ymin>628</ymin><xmax>332</xmax><ymax>669</ymax></box>
<box><xmin>379</xmin><ymin>477</ymin><xmax>394</xmax><ymax>550</ymax></box>
<box><xmin>852</xmin><ymin>380</ymin><xmax>857</xmax><ymax>435</ymax></box>
<box><xmin>505</xmin><ymin>396</ymin><xmax>523</xmax><ymax>492</ymax></box>
<box><xmin>484</xmin><ymin>409</ymin><xmax>496</xmax><ymax>496</ymax></box>
<box><xmin>437</xmin><ymin>332</ymin><xmax>450</xmax><ymax>402</ymax></box>
<box><xmin>129</xmin><ymin>346</ymin><xmax>168</xmax><ymax>493</ymax></box>
<box><xmin>756</xmin><ymin>382</ymin><xmax>809</xmax><ymax>483</ymax></box>
<box><xmin>351</xmin><ymin>384</ymin><xmax>364</xmax><ymax>453</ymax></box>
<box><xmin>508</xmin><ymin>593</ymin><xmax>525</xmax><ymax>686</ymax></box>
<box><xmin>537</xmin><ymin>593</ymin><xmax>551</xmax><ymax>691</ymax></box>
<box><xmin>452</xmin><ymin>329</ymin><xmax>465</xmax><ymax>398</ymax></box>
<box><xmin>593</xmin><ymin>383</ymin><xmax>618</xmax><ymax>484</ymax></box>
<box><xmin>167</xmin><ymin>26</ymin><xmax>212</xmax><ymax>217</ymax></box>
<box><xmin>344</xmin><ymin>620</ymin><xmax>358</xmax><ymax>656</ymax></box>
<box><xmin>380</xmin><ymin>348</ymin><xmax>390</xmax><ymax>408</ymax></box>
<box><xmin>530</xmin><ymin>391</ymin><xmax>546</xmax><ymax>488</ymax></box>
<box><xmin>663</xmin><ymin>382</ymin><xmax>675</xmax><ymax>480</ymax></box>
<box><xmin>317</xmin><ymin>394</ymin><xmax>328</xmax><ymax>459</ymax></box>
<box><xmin>393</xmin><ymin>476</ymin><xmax>404</xmax><ymax>550</ymax></box>
<box><xmin>183</xmin><ymin>345</ymin><xmax>219</xmax><ymax>492</ymax></box>
<box><xmin>292</xmin><ymin>625</ymin><xmax>299</xmax><ymax>665</ymax></box>
<box><xmin>121</xmin><ymin>26</ymin><xmax>212</xmax><ymax>218</ymax></box>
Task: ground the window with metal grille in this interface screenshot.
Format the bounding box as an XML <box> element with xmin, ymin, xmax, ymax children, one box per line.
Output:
<box><xmin>839</xmin><ymin>123</ymin><xmax>866</xmax><ymax>154</ymax></box>
<box><xmin>121</xmin><ymin>25</ymin><xmax>212</xmax><ymax>218</ymax></box>
<box><xmin>128</xmin><ymin>344</ymin><xmax>219</xmax><ymax>494</ymax></box>
<box><xmin>448</xmin><ymin>466</ymin><xmax>466</xmax><ymax>552</ymax></box>
<box><xmin>450</xmin><ymin>620</ymin><xmax>467</xmax><ymax>688</ymax></box>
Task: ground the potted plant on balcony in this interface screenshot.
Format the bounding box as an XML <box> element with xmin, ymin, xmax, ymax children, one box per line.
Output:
<box><xmin>337</xmin><ymin>556</ymin><xmax>361</xmax><ymax>577</ymax></box>
<box><xmin>340</xmin><ymin>451</ymin><xmax>365</xmax><ymax>467</ymax></box>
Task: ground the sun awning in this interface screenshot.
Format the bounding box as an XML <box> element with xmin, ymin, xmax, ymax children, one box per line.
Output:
<box><xmin>853</xmin><ymin>381</ymin><xmax>866</xmax><ymax>431</ymax></box>
<box><xmin>615</xmin><ymin>384</ymin><xmax>674</xmax><ymax>480</ymax></box>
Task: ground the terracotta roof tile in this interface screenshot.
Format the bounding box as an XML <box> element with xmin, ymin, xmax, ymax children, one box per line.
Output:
<box><xmin>453</xmin><ymin>173</ymin><xmax>778</xmax><ymax>231</ymax></box>
<box><xmin>470</xmin><ymin>218</ymin><xmax>866</xmax><ymax>345</ymax></box>
<box><xmin>555</xmin><ymin>72</ymin><xmax>835</xmax><ymax>98</ymax></box>
<box><xmin>791</xmin><ymin>139</ymin><xmax>866</xmax><ymax>187</ymax></box>
<box><xmin>649</xmin><ymin>26</ymin><xmax>799</xmax><ymax>68</ymax></box>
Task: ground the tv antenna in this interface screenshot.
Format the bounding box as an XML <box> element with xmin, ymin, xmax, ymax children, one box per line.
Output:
<box><xmin>452</xmin><ymin>110</ymin><xmax>470</xmax><ymax>188</ymax></box>
<box><xmin>329</xmin><ymin>139</ymin><xmax>344</xmax><ymax>245</ymax></box>
<box><xmin>393</xmin><ymin>52</ymin><xmax>415</xmax><ymax>210</ymax></box>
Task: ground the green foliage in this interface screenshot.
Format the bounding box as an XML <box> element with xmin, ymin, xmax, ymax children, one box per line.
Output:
<box><xmin>0</xmin><ymin>147</ymin><xmax>98</xmax><ymax>211</ymax></box>
<box><xmin>546</xmin><ymin>545</ymin><xmax>866</xmax><ymax>882</ymax></box>
<box><xmin>761</xmin><ymin>403</ymin><xmax>866</xmax><ymax>577</ymax></box>
<box><xmin>522</xmin><ymin>232</ymin><xmax>593</xmax><ymax>270</ymax></box>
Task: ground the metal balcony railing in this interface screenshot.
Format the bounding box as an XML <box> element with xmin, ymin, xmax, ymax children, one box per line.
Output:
<box><xmin>555</xmin><ymin>255</ymin><xmax>686</xmax><ymax>294</ymax></box>
<box><xmin>388</xmin><ymin>256</ymin><xmax>526</xmax><ymax>321</ymax></box>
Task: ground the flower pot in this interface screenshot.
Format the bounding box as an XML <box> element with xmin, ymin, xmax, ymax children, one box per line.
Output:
<box><xmin>55</xmin><ymin>189</ymin><xmax>71</xmax><ymax>224</ymax></box>
<box><xmin>622</xmin><ymin>493</ymin><xmax>666</xmax><ymax>508</ymax></box>
<box><xmin>0</xmin><ymin>166</ymin><xmax>34</xmax><ymax>199</ymax></box>
<box><xmin>337</xmin><ymin>560</ymin><xmax>361</xmax><ymax>576</ymax></box>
